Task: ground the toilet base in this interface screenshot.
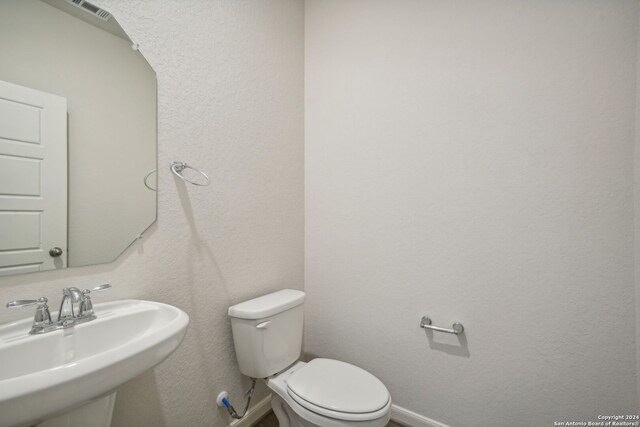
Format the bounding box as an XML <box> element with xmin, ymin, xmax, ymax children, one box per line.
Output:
<box><xmin>267</xmin><ymin>361</ymin><xmax>391</xmax><ymax>427</ymax></box>
<box><xmin>271</xmin><ymin>394</ymin><xmax>303</xmax><ymax>427</ymax></box>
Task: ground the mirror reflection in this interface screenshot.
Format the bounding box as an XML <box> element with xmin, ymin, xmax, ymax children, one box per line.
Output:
<box><xmin>0</xmin><ymin>0</ymin><xmax>157</xmax><ymax>276</ymax></box>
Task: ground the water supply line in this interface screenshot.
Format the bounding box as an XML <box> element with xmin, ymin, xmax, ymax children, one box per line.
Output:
<box><xmin>219</xmin><ymin>378</ymin><xmax>257</xmax><ymax>419</ymax></box>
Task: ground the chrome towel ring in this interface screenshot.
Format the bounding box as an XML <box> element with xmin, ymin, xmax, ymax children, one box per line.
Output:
<box><xmin>170</xmin><ymin>161</ymin><xmax>210</xmax><ymax>186</ymax></box>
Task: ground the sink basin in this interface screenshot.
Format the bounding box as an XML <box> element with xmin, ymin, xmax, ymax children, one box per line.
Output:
<box><xmin>0</xmin><ymin>299</ymin><xmax>189</xmax><ymax>427</ymax></box>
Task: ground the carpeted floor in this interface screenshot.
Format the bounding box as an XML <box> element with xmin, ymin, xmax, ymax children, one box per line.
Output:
<box><xmin>252</xmin><ymin>411</ymin><xmax>405</xmax><ymax>427</ymax></box>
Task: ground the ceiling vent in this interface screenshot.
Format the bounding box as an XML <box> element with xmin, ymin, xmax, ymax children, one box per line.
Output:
<box><xmin>65</xmin><ymin>0</ymin><xmax>112</xmax><ymax>21</ymax></box>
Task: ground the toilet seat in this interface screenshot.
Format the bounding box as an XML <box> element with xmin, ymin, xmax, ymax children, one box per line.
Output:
<box><xmin>286</xmin><ymin>358</ymin><xmax>391</xmax><ymax>421</ymax></box>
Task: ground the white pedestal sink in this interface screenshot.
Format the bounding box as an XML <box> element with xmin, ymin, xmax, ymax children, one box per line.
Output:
<box><xmin>0</xmin><ymin>300</ymin><xmax>189</xmax><ymax>427</ymax></box>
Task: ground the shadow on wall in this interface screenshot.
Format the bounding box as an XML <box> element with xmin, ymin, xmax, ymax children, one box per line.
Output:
<box><xmin>174</xmin><ymin>176</ymin><xmax>262</xmax><ymax>422</ymax></box>
<box><xmin>422</xmin><ymin>330</ymin><xmax>470</xmax><ymax>358</ymax></box>
<box><xmin>111</xmin><ymin>370</ymin><xmax>165</xmax><ymax>426</ymax></box>
<box><xmin>175</xmin><ymin>174</ymin><xmax>235</xmax><ymax>348</ymax></box>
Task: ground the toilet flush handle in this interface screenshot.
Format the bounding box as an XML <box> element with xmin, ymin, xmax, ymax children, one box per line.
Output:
<box><xmin>256</xmin><ymin>321</ymin><xmax>271</xmax><ymax>329</ymax></box>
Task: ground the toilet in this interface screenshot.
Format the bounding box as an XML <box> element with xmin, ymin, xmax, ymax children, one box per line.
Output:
<box><xmin>228</xmin><ymin>289</ymin><xmax>392</xmax><ymax>427</ymax></box>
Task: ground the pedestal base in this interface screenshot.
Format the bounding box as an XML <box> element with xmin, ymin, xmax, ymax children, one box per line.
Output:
<box><xmin>36</xmin><ymin>393</ymin><xmax>116</xmax><ymax>427</ymax></box>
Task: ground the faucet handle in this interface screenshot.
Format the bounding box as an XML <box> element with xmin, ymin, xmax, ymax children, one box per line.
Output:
<box><xmin>6</xmin><ymin>297</ymin><xmax>52</xmax><ymax>334</ymax></box>
<box><xmin>85</xmin><ymin>283</ymin><xmax>111</xmax><ymax>294</ymax></box>
<box><xmin>6</xmin><ymin>297</ymin><xmax>49</xmax><ymax>309</ymax></box>
<box><xmin>79</xmin><ymin>284</ymin><xmax>111</xmax><ymax>317</ymax></box>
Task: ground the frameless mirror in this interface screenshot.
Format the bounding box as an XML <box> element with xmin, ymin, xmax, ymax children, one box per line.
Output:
<box><xmin>0</xmin><ymin>0</ymin><xmax>157</xmax><ymax>276</ymax></box>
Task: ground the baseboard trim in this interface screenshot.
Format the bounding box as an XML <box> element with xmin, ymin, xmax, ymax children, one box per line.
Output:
<box><xmin>227</xmin><ymin>396</ymin><xmax>445</xmax><ymax>427</ymax></box>
<box><xmin>228</xmin><ymin>394</ymin><xmax>272</xmax><ymax>427</ymax></box>
<box><xmin>391</xmin><ymin>404</ymin><xmax>450</xmax><ymax>427</ymax></box>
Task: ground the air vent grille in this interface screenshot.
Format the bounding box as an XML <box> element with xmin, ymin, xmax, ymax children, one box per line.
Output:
<box><xmin>64</xmin><ymin>0</ymin><xmax>112</xmax><ymax>22</ymax></box>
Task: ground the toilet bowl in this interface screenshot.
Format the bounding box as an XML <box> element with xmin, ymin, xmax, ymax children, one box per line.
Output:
<box><xmin>267</xmin><ymin>360</ymin><xmax>391</xmax><ymax>427</ymax></box>
<box><xmin>228</xmin><ymin>289</ymin><xmax>392</xmax><ymax>427</ymax></box>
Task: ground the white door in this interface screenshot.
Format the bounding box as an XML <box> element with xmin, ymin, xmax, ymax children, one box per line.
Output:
<box><xmin>0</xmin><ymin>80</ymin><xmax>67</xmax><ymax>275</ymax></box>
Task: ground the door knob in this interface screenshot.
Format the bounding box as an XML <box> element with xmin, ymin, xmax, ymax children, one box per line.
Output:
<box><xmin>49</xmin><ymin>247</ymin><xmax>63</xmax><ymax>257</ymax></box>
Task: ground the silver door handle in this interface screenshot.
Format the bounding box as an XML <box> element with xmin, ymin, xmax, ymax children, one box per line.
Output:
<box><xmin>49</xmin><ymin>247</ymin><xmax>63</xmax><ymax>257</ymax></box>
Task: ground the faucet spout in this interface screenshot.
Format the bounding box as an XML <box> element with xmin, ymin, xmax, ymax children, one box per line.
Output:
<box><xmin>58</xmin><ymin>287</ymin><xmax>83</xmax><ymax>321</ymax></box>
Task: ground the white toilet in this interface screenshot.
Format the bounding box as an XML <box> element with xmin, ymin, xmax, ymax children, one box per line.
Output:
<box><xmin>228</xmin><ymin>289</ymin><xmax>392</xmax><ymax>427</ymax></box>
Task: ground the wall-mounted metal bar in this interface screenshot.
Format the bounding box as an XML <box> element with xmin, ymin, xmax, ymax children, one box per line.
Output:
<box><xmin>170</xmin><ymin>161</ymin><xmax>210</xmax><ymax>186</ymax></box>
<box><xmin>420</xmin><ymin>316</ymin><xmax>464</xmax><ymax>335</ymax></box>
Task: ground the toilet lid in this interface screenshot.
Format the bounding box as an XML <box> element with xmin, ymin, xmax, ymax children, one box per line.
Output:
<box><xmin>286</xmin><ymin>359</ymin><xmax>390</xmax><ymax>418</ymax></box>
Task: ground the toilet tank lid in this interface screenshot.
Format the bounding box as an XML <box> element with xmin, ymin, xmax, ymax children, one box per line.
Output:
<box><xmin>228</xmin><ymin>289</ymin><xmax>305</xmax><ymax>319</ymax></box>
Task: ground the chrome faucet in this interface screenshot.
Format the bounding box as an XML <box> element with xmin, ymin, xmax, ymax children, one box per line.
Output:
<box><xmin>58</xmin><ymin>287</ymin><xmax>83</xmax><ymax>322</ymax></box>
<box><xmin>6</xmin><ymin>284</ymin><xmax>112</xmax><ymax>334</ymax></box>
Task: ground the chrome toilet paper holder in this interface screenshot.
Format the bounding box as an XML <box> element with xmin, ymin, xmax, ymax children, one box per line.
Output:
<box><xmin>420</xmin><ymin>316</ymin><xmax>464</xmax><ymax>335</ymax></box>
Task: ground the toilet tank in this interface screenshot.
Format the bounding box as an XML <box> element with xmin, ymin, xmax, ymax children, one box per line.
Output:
<box><xmin>228</xmin><ymin>289</ymin><xmax>305</xmax><ymax>378</ymax></box>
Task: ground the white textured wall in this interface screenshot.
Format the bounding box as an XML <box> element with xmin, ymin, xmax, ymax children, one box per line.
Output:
<box><xmin>636</xmin><ymin>7</ymin><xmax>640</xmax><ymax>409</ymax></box>
<box><xmin>305</xmin><ymin>1</ymin><xmax>639</xmax><ymax>426</ymax></box>
<box><xmin>0</xmin><ymin>0</ymin><xmax>304</xmax><ymax>426</ymax></box>
<box><xmin>0</xmin><ymin>0</ymin><xmax>157</xmax><ymax>268</ymax></box>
